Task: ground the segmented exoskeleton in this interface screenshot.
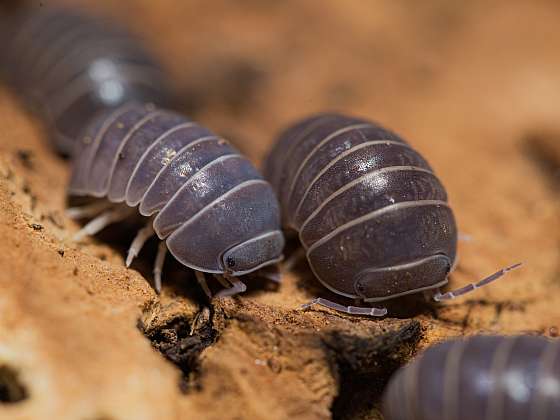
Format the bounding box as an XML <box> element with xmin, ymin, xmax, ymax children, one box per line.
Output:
<box><xmin>68</xmin><ymin>103</ymin><xmax>284</xmax><ymax>294</ymax></box>
<box><xmin>383</xmin><ymin>335</ymin><xmax>560</xmax><ymax>420</ymax></box>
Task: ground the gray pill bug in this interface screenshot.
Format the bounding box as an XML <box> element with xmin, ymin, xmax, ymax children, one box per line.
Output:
<box><xmin>1</xmin><ymin>6</ymin><xmax>170</xmax><ymax>156</ymax></box>
<box><xmin>68</xmin><ymin>102</ymin><xmax>285</xmax><ymax>296</ymax></box>
<box><xmin>264</xmin><ymin>113</ymin><xmax>520</xmax><ymax>316</ymax></box>
<box><xmin>383</xmin><ymin>335</ymin><xmax>560</xmax><ymax>420</ymax></box>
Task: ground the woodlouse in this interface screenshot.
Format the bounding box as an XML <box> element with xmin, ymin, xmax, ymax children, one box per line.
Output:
<box><xmin>1</xmin><ymin>6</ymin><xmax>170</xmax><ymax>155</ymax></box>
<box><xmin>383</xmin><ymin>335</ymin><xmax>560</xmax><ymax>420</ymax></box>
<box><xmin>265</xmin><ymin>113</ymin><xmax>519</xmax><ymax>315</ymax></box>
<box><xmin>69</xmin><ymin>102</ymin><xmax>285</xmax><ymax>295</ymax></box>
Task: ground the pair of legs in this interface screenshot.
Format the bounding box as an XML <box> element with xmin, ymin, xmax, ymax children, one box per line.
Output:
<box><xmin>194</xmin><ymin>271</ymin><xmax>247</xmax><ymax>299</ymax></box>
<box><xmin>68</xmin><ymin>202</ymin><xmax>252</xmax><ymax>297</ymax></box>
<box><xmin>123</xmin><ymin>223</ymin><xmax>251</xmax><ymax>297</ymax></box>
<box><xmin>300</xmin><ymin>262</ymin><xmax>522</xmax><ymax>317</ymax></box>
<box><xmin>70</xmin><ymin>202</ymin><xmax>167</xmax><ymax>291</ymax></box>
<box><xmin>70</xmin><ymin>202</ymin><xmax>521</xmax><ymax>312</ymax></box>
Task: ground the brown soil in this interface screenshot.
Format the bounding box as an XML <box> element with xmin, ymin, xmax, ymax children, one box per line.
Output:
<box><xmin>1</xmin><ymin>1</ymin><xmax>560</xmax><ymax>419</ymax></box>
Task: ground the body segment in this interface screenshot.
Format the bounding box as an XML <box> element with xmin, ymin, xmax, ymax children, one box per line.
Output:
<box><xmin>383</xmin><ymin>335</ymin><xmax>560</xmax><ymax>420</ymax></box>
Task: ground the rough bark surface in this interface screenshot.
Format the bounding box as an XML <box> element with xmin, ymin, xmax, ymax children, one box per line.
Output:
<box><xmin>1</xmin><ymin>1</ymin><xmax>560</xmax><ymax>419</ymax></box>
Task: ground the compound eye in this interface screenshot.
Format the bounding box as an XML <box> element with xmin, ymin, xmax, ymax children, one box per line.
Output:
<box><xmin>221</xmin><ymin>231</ymin><xmax>284</xmax><ymax>275</ymax></box>
<box><xmin>226</xmin><ymin>256</ymin><xmax>236</xmax><ymax>269</ymax></box>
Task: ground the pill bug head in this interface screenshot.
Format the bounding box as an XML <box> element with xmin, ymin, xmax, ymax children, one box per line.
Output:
<box><xmin>222</xmin><ymin>230</ymin><xmax>285</xmax><ymax>276</ymax></box>
<box><xmin>353</xmin><ymin>253</ymin><xmax>456</xmax><ymax>303</ymax></box>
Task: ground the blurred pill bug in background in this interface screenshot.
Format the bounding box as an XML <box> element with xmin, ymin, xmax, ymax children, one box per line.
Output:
<box><xmin>69</xmin><ymin>102</ymin><xmax>285</xmax><ymax>296</ymax></box>
<box><xmin>383</xmin><ymin>335</ymin><xmax>560</xmax><ymax>420</ymax></box>
<box><xmin>1</xmin><ymin>5</ymin><xmax>171</xmax><ymax>156</ymax></box>
<box><xmin>265</xmin><ymin>113</ymin><xmax>520</xmax><ymax>316</ymax></box>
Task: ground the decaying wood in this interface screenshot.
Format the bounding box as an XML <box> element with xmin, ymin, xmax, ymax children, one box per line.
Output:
<box><xmin>1</xmin><ymin>1</ymin><xmax>560</xmax><ymax>419</ymax></box>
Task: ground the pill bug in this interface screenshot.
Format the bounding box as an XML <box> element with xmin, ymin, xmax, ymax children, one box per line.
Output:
<box><xmin>68</xmin><ymin>102</ymin><xmax>285</xmax><ymax>295</ymax></box>
<box><xmin>264</xmin><ymin>113</ymin><xmax>519</xmax><ymax>316</ymax></box>
<box><xmin>1</xmin><ymin>6</ymin><xmax>171</xmax><ymax>156</ymax></box>
<box><xmin>382</xmin><ymin>335</ymin><xmax>560</xmax><ymax>420</ymax></box>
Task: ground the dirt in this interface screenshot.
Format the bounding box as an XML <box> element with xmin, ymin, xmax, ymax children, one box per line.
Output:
<box><xmin>1</xmin><ymin>0</ymin><xmax>560</xmax><ymax>419</ymax></box>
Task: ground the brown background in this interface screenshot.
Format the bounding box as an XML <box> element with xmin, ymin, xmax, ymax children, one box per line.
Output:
<box><xmin>1</xmin><ymin>0</ymin><xmax>560</xmax><ymax>419</ymax></box>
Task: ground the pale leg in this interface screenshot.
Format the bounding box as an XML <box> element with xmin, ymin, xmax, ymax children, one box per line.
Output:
<box><xmin>433</xmin><ymin>262</ymin><xmax>522</xmax><ymax>301</ymax></box>
<box><xmin>72</xmin><ymin>206</ymin><xmax>134</xmax><ymax>241</ymax></box>
<box><xmin>66</xmin><ymin>200</ymin><xmax>113</xmax><ymax>219</ymax></box>
<box><xmin>213</xmin><ymin>274</ymin><xmax>247</xmax><ymax>298</ymax></box>
<box><xmin>215</xmin><ymin>277</ymin><xmax>247</xmax><ymax>298</ymax></box>
<box><xmin>195</xmin><ymin>271</ymin><xmax>212</xmax><ymax>299</ymax></box>
<box><xmin>300</xmin><ymin>297</ymin><xmax>387</xmax><ymax>317</ymax></box>
<box><xmin>153</xmin><ymin>241</ymin><xmax>167</xmax><ymax>293</ymax></box>
<box><xmin>126</xmin><ymin>223</ymin><xmax>155</xmax><ymax>267</ymax></box>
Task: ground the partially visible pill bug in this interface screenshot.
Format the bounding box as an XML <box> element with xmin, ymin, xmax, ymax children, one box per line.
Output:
<box><xmin>69</xmin><ymin>102</ymin><xmax>285</xmax><ymax>296</ymax></box>
<box><xmin>2</xmin><ymin>6</ymin><xmax>171</xmax><ymax>155</ymax></box>
<box><xmin>383</xmin><ymin>335</ymin><xmax>560</xmax><ymax>420</ymax></box>
<box><xmin>265</xmin><ymin>113</ymin><xmax>519</xmax><ymax>316</ymax></box>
